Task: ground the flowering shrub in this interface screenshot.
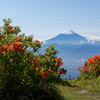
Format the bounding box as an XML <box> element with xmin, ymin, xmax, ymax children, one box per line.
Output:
<box><xmin>0</xmin><ymin>18</ymin><xmax>66</xmax><ymax>100</ymax></box>
<box><xmin>77</xmin><ymin>53</ymin><xmax>100</xmax><ymax>79</ymax></box>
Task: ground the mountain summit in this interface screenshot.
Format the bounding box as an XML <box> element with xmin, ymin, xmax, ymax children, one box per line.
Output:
<box><xmin>42</xmin><ymin>30</ymin><xmax>100</xmax><ymax>45</ymax></box>
<box><xmin>61</xmin><ymin>30</ymin><xmax>77</xmax><ymax>35</ymax></box>
<box><xmin>43</xmin><ymin>30</ymin><xmax>87</xmax><ymax>45</ymax></box>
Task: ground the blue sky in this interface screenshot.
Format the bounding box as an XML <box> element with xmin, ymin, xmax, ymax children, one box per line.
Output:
<box><xmin>0</xmin><ymin>0</ymin><xmax>100</xmax><ymax>41</ymax></box>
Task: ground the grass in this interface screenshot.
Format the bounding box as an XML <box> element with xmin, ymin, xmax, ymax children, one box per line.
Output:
<box><xmin>54</xmin><ymin>77</ymin><xmax>100</xmax><ymax>100</ymax></box>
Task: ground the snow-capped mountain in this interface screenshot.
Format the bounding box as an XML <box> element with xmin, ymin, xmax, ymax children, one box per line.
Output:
<box><xmin>42</xmin><ymin>30</ymin><xmax>100</xmax><ymax>45</ymax></box>
<box><xmin>61</xmin><ymin>30</ymin><xmax>76</xmax><ymax>35</ymax></box>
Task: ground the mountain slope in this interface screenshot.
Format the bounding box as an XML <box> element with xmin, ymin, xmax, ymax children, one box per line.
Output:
<box><xmin>42</xmin><ymin>30</ymin><xmax>100</xmax><ymax>45</ymax></box>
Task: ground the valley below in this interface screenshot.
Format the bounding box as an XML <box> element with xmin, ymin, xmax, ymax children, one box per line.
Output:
<box><xmin>39</xmin><ymin>43</ymin><xmax>100</xmax><ymax>79</ymax></box>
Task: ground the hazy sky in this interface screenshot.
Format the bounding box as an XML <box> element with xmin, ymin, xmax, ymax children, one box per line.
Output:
<box><xmin>0</xmin><ymin>0</ymin><xmax>100</xmax><ymax>41</ymax></box>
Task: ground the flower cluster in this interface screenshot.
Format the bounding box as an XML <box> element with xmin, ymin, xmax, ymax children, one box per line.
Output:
<box><xmin>77</xmin><ymin>53</ymin><xmax>100</xmax><ymax>79</ymax></box>
<box><xmin>0</xmin><ymin>18</ymin><xmax>67</xmax><ymax>99</ymax></box>
<box><xmin>16</xmin><ymin>36</ymin><xmax>22</xmax><ymax>42</ymax></box>
<box><xmin>28</xmin><ymin>54</ymin><xmax>65</xmax><ymax>79</ymax></box>
<box><xmin>35</xmin><ymin>40</ymin><xmax>41</xmax><ymax>44</ymax></box>
<box><xmin>8</xmin><ymin>25</ymin><xmax>14</xmax><ymax>32</ymax></box>
<box><xmin>0</xmin><ymin>42</ymin><xmax>25</xmax><ymax>53</ymax></box>
<box><xmin>55</xmin><ymin>58</ymin><xmax>63</xmax><ymax>67</ymax></box>
<box><xmin>30</xmin><ymin>40</ymin><xmax>41</xmax><ymax>46</ymax></box>
<box><xmin>60</xmin><ymin>68</ymin><xmax>66</xmax><ymax>74</ymax></box>
<box><xmin>39</xmin><ymin>70</ymin><xmax>49</xmax><ymax>80</ymax></box>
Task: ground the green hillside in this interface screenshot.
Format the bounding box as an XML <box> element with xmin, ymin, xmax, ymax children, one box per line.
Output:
<box><xmin>55</xmin><ymin>77</ymin><xmax>100</xmax><ymax>100</ymax></box>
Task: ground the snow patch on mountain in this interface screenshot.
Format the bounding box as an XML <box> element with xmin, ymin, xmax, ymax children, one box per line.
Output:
<box><xmin>38</xmin><ymin>37</ymin><xmax>53</xmax><ymax>42</ymax></box>
<box><xmin>38</xmin><ymin>30</ymin><xmax>100</xmax><ymax>45</ymax></box>
<box><xmin>61</xmin><ymin>30</ymin><xmax>76</xmax><ymax>35</ymax></box>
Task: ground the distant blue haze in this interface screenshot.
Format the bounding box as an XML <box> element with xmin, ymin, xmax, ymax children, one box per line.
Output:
<box><xmin>27</xmin><ymin>30</ymin><xmax>100</xmax><ymax>79</ymax></box>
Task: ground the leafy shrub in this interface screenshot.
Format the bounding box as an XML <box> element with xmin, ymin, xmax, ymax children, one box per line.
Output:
<box><xmin>77</xmin><ymin>54</ymin><xmax>100</xmax><ymax>80</ymax></box>
<box><xmin>0</xmin><ymin>18</ymin><xmax>66</xmax><ymax>100</ymax></box>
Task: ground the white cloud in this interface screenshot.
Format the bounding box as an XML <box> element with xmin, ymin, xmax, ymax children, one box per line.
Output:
<box><xmin>82</xmin><ymin>35</ymin><xmax>100</xmax><ymax>41</ymax></box>
<box><xmin>92</xmin><ymin>41</ymin><xmax>95</xmax><ymax>43</ymax></box>
<box><xmin>43</xmin><ymin>41</ymin><xmax>46</xmax><ymax>44</ymax></box>
<box><xmin>87</xmin><ymin>40</ymin><xmax>90</xmax><ymax>42</ymax></box>
<box><xmin>38</xmin><ymin>37</ymin><xmax>54</xmax><ymax>42</ymax></box>
<box><xmin>80</xmin><ymin>41</ymin><xmax>84</xmax><ymax>43</ymax></box>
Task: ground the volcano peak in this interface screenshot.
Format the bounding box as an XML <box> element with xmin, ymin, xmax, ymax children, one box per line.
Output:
<box><xmin>61</xmin><ymin>30</ymin><xmax>76</xmax><ymax>35</ymax></box>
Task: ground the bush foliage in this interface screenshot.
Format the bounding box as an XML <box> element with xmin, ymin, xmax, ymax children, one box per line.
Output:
<box><xmin>0</xmin><ymin>18</ymin><xmax>66</xmax><ymax>100</ymax></box>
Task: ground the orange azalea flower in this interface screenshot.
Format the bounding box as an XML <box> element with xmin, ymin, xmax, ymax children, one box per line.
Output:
<box><xmin>55</xmin><ymin>64</ymin><xmax>59</xmax><ymax>67</ymax></box>
<box><xmin>31</xmin><ymin>60</ymin><xmax>35</xmax><ymax>64</ymax></box>
<box><xmin>56</xmin><ymin>58</ymin><xmax>63</xmax><ymax>67</ymax></box>
<box><xmin>11</xmin><ymin>29</ymin><xmax>14</xmax><ymax>32</ymax></box>
<box><xmin>22</xmin><ymin>47</ymin><xmax>26</xmax><ymax>50</ymax></box>
<box><xmin>85</xmin><ymin>61</ymin><xmax>87</xmax><ymax>63</ymax></box>
<box><xmin>4</xmin><ymin>45</ymin><xmax>8</xmax><ymax>50</ymax></box>
<box><xmin>39</xmin><ymin>70</ymin><xmax>49</xmax><ymax>79</ymax></box>
<box><xmin>87</xmin><ymin>62</ymin><xmax>90</xmax><ymax>66</ymax></box>
<box><xmin>45</xmin><ymin>53</ymin><xmax>47</xmax><ymax>56</ymax></box>
<box><xmin>92</xmin><ymin>60</ymin><xmax>96</xmax><ymax>64</ymax></box>
<box><xmin>8</xmin><ymin>25</ymin><xmax>13</xmax><ymax>30</ymax></box>
<box><xmin>16</xmin><ymin>37</ymin><xmax>22</xmax><ymax>42</ymax></box>
<box><xmin>79</xmin><ymin>67</ymin><xmax>81</xmax><ymax>69</ymax></box>
<box><xmin>35</xmin><ymin>61</ymin><xmax>40</xmax><ymax>69</ymax></box>
<box><xmin>96</xmin><ymin>69</ymin><xmax>99</xmax><ymax>71</ymax></box>
<box><xmin>90</xmin><ymin>67</ymin><xmax>95</xmax><ymax>70</ymax></box>
<box><xmin>0</xmin><ymin>44</ymin><xmax>4</xmax><ymax>53</ymax></box>
<box><xmin>15</xmin><ymin>42</ymin><xmax>23</xmax><ymax>52</ymax></box>
<box><xmin>98</xmin><ymin>58</ymin><xmax>100</xmax><ymax>61</ymax></box>
<box><xmin>2</xmin><ymin>35</ymin><xmax>5</xmax><ymax>38</ymax></box>
<box><xmin>60</xmin><ymin>69</ymin><xmax>64</xmax><ymax>74</ymax></box>
<box><xmin>87</xmin><ymin>58</ymin><xmax>90</xmax><ymax>62</ymax></box>
<box><xmin>86</xmin><ymin>67</ymin><xmax>90</xmax><ymax>69</ymax></box>
<box><xmin>9</xmin><ymin>44</ymin><xmax>14</xmax><ymax>51</ymax></box>
<box><xmin>56</xmin><ymin>58</ymin><xmax>62</xmax><ymax>62</ymax></box>
<box><xmin>56</xmin><ymin>59</ymin><xmax>59</xmax><ymax>63</ymax></box>
<box><xmin>84</xmin><ymin>68</ymin><xmax>88</xmax><ymax>71</ymax></box>
<box><xmin>1</xmin><ymin>63</ymin><xmax>4</xmax><ymax>66</ymax></box>
<box><xmin>83</xmin><ymin>65</ymin><xmax>87</xmax><ymax>69</ymax></box>
<box><xmin>77</xmin><ymin>67</ymin><xmax>81</xmax><ymax>71</ymax></box>
<box><xmin>8</xmin><ymin>42</ymin><xmax>24</xmax><ymax>52</ymax></box>
<box><xmin>60</xmin><ymin>62</ymin><xmax>63</xmax><ymax>66</ymax></box>
<box><xmin>29</xmin><ymin>37</ymin><xmax>32</xmax><ymax>41</ymax></box>
<box><xmin>35</xmin><ymin>40</ymin><xmax>41</xmax><ymax>44</ymax></box>
<box><xmin>6</xmin><ymin>70</ymin><xmax>9</xmax><ymax>74</ymax></box>
<box><xmin>35</xmin><ymin>55</ymin><xmax>38</xmax><ymax>58</ymax></box>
